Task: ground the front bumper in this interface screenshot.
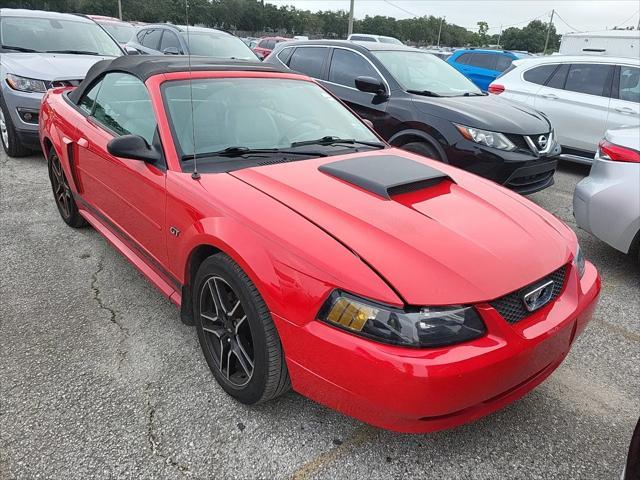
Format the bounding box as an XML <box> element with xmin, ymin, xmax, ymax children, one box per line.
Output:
<box><xmin>1</xmin><ymin>85</ymin><xmax>43</xmax><ymax>148</ymax></box>
<box><xmin>275</xmin><ymin>261</ymin><xmax>600</xmax><ymax>433</ymax></box>
<box><xmin>448</xmin><ymin>138</ymin><xmax>561</xmax><ymax>195</ymax></box>
<box><xmin>574</xmin><ymin>156</ymin><xmax>640</xmax><ymax>254</ymax></box>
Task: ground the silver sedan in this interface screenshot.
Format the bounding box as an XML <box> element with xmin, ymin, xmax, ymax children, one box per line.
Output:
<box><xmin>573</xmin><ymin>127</ymin><xmax>640</xmax><ymax>261</ymax></box>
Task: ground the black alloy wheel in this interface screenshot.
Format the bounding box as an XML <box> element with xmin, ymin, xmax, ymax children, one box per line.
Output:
<box><xmin>194</xmin><ymin>254</ymin><xmax>290</xmax><ymax>404</ymax></box>
<box><xmin>47</xmin><ymin>148</ymin><xmax>86</xmax><ymax>228</ymax></box>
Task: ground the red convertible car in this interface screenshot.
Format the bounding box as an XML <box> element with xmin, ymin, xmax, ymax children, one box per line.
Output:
<box><xmin>39</xmin><ymin>56</ymin><xmax>600</xmax><ymax>433</ymax></box>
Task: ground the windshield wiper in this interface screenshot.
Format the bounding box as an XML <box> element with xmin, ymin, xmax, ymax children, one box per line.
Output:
<box><xmin>406</xmin><ymin>89</ymin><xmax>442</xmax><ymax>97</ymax></box>
<box><xmin>463</xmin><ymin>92</ymin><xmax>486</xmax><ymax>96</ymax></box>
<box><xmin>46</xmin><ymin>49</ymin><xmax>101</xmax><ymax>55</ymax></box>
<box><xmin>181</xmin><ymin>146</ymin><xmax>328</xmax><ymax>161</ymax></box>
<box><xmin>290</xmin><ymin>136</ymin><xmax>384</xmax><ymax>148</ymax></box>
<box><xmin>0</xmin><ymin>45</ymin><xmax>40</xmax><ymax>53</ymax></box>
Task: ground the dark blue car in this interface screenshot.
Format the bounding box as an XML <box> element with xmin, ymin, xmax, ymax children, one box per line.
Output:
<box><xmin>447</xmin><ymin>49</ymin><xmax>531</xmax><ymax>91</ymax></box>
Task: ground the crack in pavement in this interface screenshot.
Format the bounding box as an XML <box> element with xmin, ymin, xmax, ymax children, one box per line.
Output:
<box><xmin>91</xmin><ymin>256</ymin><xmax>127</xmax><ymax>334</ymax></box>
<box><xmin>145</xmin><ymin>384</ymin><xmax>191</xmax><ymax>476</ymax></box>
<box><xmin>290</xmin><ymin>425</ymin><xmax>377</xmax><ymax>480</ymax></box>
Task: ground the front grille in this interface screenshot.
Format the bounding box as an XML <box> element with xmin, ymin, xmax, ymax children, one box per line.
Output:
<box><xmin>490</xmin><ymin>265</ymin><xmax>567</xmax><ymax>324</ymax></box>
<box><xmin>505</xmin><ymin>132</ymin><xmax>552</xmax><ymax>155</ymax></box>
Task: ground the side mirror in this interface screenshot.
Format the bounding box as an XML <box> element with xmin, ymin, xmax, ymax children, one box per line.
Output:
<box><xmin>123</xmin><ymin>45</ymin><xmax>140</xmax><ymax>55</ymax></box>
<box><xmin>355</xmin><ymin>76</ymin><xmax>387</xmax><ymax>96</ymax></box>
<box><xmin>107</xmin><ymin>135</ymin><xmax>161</xmax><ymax>164</ymax></box>
<box><xmin>162</xmin><ymin>46</ymin><xmax>181</xmax><ymax>55</ymax></box>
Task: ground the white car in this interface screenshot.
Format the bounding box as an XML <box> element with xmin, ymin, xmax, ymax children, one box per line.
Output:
<box><xmin>347</xmin><ymin>33</ymin><xmax>403</xmax><ymax>45</ymax></box>
<box><xmin>574</xmin><ymin>127</ymin><xmax>640</xmax><ymax>260</ymax></box>
<box><xmin>489</xmin><ymin>55</ymin><xmax>640</xmax><ymax>163</ymax></box>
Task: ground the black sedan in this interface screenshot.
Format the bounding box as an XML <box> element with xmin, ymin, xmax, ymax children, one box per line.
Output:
<box><xmin>265</xmin><ymin>40</ymin><xmax>560</xmax><ymax>194</ymax></box>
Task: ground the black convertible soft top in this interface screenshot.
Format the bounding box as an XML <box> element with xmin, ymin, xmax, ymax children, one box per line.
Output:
<box><xmin>68</xmin><ymin>55</ymin><xmax>286</xmax><ymax>104</ymax></box>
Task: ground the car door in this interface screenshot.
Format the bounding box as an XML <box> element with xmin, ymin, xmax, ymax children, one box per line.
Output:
<box><xmin>607</xmin><ymin>64</ymin><xmax>640</xmax><ymax>131</ymax></box>
<box><xmin>534</xmin><ymin>62</ymin><xmax>614</xmax><ymax>154</ymax></box>
<box><xmin>322</xmin><ymin>47</ymin><xmax>390</xmax><ymax>132</ymax></box>
<box><xmin>74</xmin><ymin>72</ymin><xmax>168</xmax><ymax>267</ymax></box>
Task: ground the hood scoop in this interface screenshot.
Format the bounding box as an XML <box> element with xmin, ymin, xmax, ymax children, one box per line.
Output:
<box><xmin>318</xmin><ymin>155</ymin><xmax>452</xmax><ymax>199</ymax></box>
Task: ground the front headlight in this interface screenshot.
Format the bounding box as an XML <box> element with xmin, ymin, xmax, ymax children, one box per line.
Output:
<box><xmin>455</xmin><ymin>124</ymin><xmax>516</xmax><ymax>151</ymax></box>
<box><xmin>573</xmin><ymin>245</ymin><xmax>585</xmax><ymax>278</ymax></box>
<box><xmin>5</xmin><ymin>74</ymin><xmax>48</xmax><ymax>93</ymax></box>
<box><xmin>318</xmin><ymin>291</ymin><xmax>486</xmax><ymax>348</ymax></box>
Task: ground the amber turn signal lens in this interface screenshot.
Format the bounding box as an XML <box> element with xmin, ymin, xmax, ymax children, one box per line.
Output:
<box><xmin>326</xmin><ymin>297</ymin><xmax>378</xmax><ymax>332</ymax></box>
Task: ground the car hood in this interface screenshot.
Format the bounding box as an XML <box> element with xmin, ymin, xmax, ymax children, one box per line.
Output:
<box><xmin>1</xmin><ymin>53</ymin><xmax>114</xmax><ymax>81</ymax></box>
<box><xmin>411</xmin><ymin>93</ymin><xmax>550</xmax><ymax>135</ymax></box>
<box><xmin>227</xmin><ymin>149</ymin><xmax>573</xmax><ymax>305</ymax></box>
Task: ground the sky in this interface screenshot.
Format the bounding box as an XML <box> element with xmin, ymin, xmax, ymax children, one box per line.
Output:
<box><xmin>267</xmin><ymin>0</ymin><xmax>640</xmax><ymax>34</ymax></box>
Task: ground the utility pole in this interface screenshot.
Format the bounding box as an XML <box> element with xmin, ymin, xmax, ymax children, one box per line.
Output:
<box><xmin>348</xmin><ymin>0</ymin><xmax>355</xmax><ymax>37</ymax></box>
<box><xmin>437</xmin><ymin>16</ymin><xmax>445</xmax><ymax>47</ymax></box>
<box><xmin>543</xmin><ymin>9</ymin><xmax>555</xmax><ymax>54</ymax></box>
<box><xmin>117</xmin><ymin>0</ymin><xmax>123</xmax><ymax>20</ymax></box>
<box><xmin>497</xmin><ymin>24</ymin><xmax>503</xmax><ymax>47</ymax></box>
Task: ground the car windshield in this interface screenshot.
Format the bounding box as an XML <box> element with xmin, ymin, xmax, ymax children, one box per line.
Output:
<box><xmin>374</xmin><ymin>50</ymin><xmax>482</xmax><ymax>96</ymax></box>
<box><xmin>0</xmin><ymin>16</ymin><xmax>122</xmax><ymax>56</ymax></box>
<box><xmin>181</xmin><ymin>32</ymin><xmax>256</xmax><ymax>59</ymax></box>
<box><xmin>100</xmin><ymin>22</ymin><xmax>135</xmax><ymax>43</ymax></box>
<box><xmin>163</xmin><ymin>78</ymin><xmax>381</xmax><ymax>171</ymax></box>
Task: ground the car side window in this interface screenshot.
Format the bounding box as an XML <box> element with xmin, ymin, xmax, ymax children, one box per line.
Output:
<box><xmin>546</xmin><ymin>63</ymin><xmax>569</xmax><ymax>89</ymax></box>
<box><xmin>350</xmin><ymin>36</ymin><xmax>374</xmax><ymax>42</ymax></box>
<box><xmin>141</xmin><ymin>28</ymin><xmax>162</xmax><ymax>50</ymax></box>
<box><xmin>564</xmin><ymin>64</ymin><xmax>614</xmax><ymax>97</ymax></box>
<box><xmin>465</xmin><ymin>53</ymin><xmax>498</xmax><ymax>70</ymax></box>
<box><xmin>618</xmin><ymin>66</ymin><xmax>640</xmax><ymax>103</ymax></box>
<box><xmin>288</xmin><ymin>47</ymin><xmax>327</xmax><ymax>79</ymax></box>
<box><xmin>494</xmin><ymin>55</ymin><xmax>514</xmax><ymax>73</ymax></box>
<box><xmin>523</xmin><ymin>64</ymin><xmax>558</xmax><ymax>86</ymax></box>
<box><xmin>263</xmin><ymin>40</ymin><xmax>275</xmax><ymax>50</ymax></box>
<box><xmin>455</xmin><ymin>53</ymin><xmax>472</xmax><ymax>65</ymax></box>
<box><xmin>277</xmin><ymin>47</ymin><xmax>294</xmax><ymax>64</ymax></box>
<box><xmin>159</xmin><ymin>31</ymin><xmax>181</xmax><ymax>53</ymax></box>
<box><xmin>136</xmin><ymin>29</ymin><xmax>147</xmax><ymax>43</ymax></box>
<box><xmin>91</xmin><ymin>73</ymin><xmax>157</xmax><ymax>145</ymax></box>
<box><xmin>329</xmin><ymin>49</ymin><xmax>381</xmax><ymax>88</ymax></box>
<box><xmin>78</xmin><ymin>81</ymin><xmax>102</xmax><ymax>115</ymax></box>
<box><xmin>258</xmin><ymin>39</ymin><xmax>268</xmax><ymax>48</ymax></box>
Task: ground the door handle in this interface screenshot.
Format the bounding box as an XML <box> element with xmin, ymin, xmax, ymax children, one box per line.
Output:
<box><xmin>541</xmin><ymin>93</ymin><xmax>558</xmax><ymax>100</ymax></box>
<box><xmin>615</xmin><ymin>107</ymin><xmax>635</xmax><ymax>114</ymax></box>
<box><xmin>77</xmin><ymin>137</ymin><xmax>88</xmax><ymax>148</ymax></box>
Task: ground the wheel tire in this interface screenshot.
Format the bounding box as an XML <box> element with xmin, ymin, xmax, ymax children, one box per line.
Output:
<box><xmin>47</xmin><ymin>147</ymin><xmax>87</xmax><ymax>228</ymax></box>
<box><xmin>0</xmin><ymin>95</ymin><xmax>32</xmax><ymax>157</ymax></box>
<box><xmin>401</xmin><ymin>141</ymin><xmax>442</xmax><ymax>161</ymax></box>
<box><xmin>193</xmin><ymin>253</ymin><xmax>290</xmax><ymax>405</ymax></box>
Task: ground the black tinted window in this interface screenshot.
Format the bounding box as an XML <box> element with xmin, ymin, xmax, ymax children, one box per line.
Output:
<box><xmin>277</xmin><ymin>47</ymin><xmax>294</xmax><ymax>64</ymax></box>
<box><xmin>457</xmin><ymin>53</ymin><xmax>497</xmax><ymax>70</ymax></box>
<box><xmin>523</xmin><ymin>64</ymin><xmax>558</xmax><ymax>85</ymax></box>
<box><xmin>618</xmin><ymin>66</ymin><xmax>640</xmax><ymax>103</ymax></box>
<box><xmin>160</xmin><ymin>31</ymin><xmax>181</xmax><ymax>53</ymax></box>
<box><xmin>258</xmin><ymin>39</ymin><xmax>268</xmax><ymax>48</ymax></box>
<box><xmin>546</xmin><ymin>63</ymin><xmax>569</xmax><ymax>89</ymax></box>
<box><xmin>565</xmin><ymin>64</ymin><xmax>613</xmax><ymax>97</ymax></box>
<box><xmin>329</xmin><ymin>49</ymin><xmax>380</xmax><ymax>88</ymax></box>
<box><xmin>92</xmin><ymin>73</ymin><xmax>156</xmax><ymax>144</ymax></box>
<box><xmin>265</xmin><ymin>40</ymin><xmax>276</xmax><ymax>50</ymax></box>
<box><xmin>141</xmin><ymin>29</ymin><xmax>162</xmax><ymax>49</ymax></box>
<box><xmin>494</xmin><ymin>55</ymin><xmax>514</xmax><ymax>72</ymax></box>
<box><xmin>288</xmin><ymin>47</ymin><xmax>327</xmax><ymax>79</ymax></box>
<box><xmin>78</xmin><ymin>81</ymin><xmax>101</xmax><ymax>114</ymax></box>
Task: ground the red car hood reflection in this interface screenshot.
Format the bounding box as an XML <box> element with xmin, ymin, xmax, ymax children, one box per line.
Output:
<box><xmin>224</xmin><ymin>149</ymin><xmax>572</xmax><ymax>305</ymax></box>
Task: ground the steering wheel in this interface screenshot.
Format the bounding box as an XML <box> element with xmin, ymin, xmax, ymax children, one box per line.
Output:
<box><xmin>279</xmin><ymin>116</ymin><xmax>326</xmax><ymax>145</ymax></box>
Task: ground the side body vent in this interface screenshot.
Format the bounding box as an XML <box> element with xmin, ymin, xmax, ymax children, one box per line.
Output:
<box><xmin>318</xmin><ymin>155</ymin><xmax>452</xmax><ymax>199</ymax></box>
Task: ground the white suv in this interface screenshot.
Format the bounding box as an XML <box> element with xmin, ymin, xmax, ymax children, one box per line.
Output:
<box><xmin>488</xmin><ymin>55</ymin><xmax>639</xmax><ymax>163</ymax></box>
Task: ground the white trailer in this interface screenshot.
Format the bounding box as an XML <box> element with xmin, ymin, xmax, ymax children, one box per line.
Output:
<box><xmin>560</xmin><ymin>30</ymin><xmax>640</xmax><ymax>58</ymax></box>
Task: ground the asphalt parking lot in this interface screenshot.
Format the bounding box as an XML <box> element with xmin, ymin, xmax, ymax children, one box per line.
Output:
<box><xmin>1</xmin><ymin>149</ymin><xmax>638</xmax><ymax>480</ymax></box>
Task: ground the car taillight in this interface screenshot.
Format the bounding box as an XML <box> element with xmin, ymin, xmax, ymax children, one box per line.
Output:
<box><xmin>598</xmin><ymin>140</ymin><xmax>640</xmax><ymax>163</ymax></box>
<box><xmin>488</xmin><ymin>83</ymin><xmax>505</xmax><ymax>94</ymax></box>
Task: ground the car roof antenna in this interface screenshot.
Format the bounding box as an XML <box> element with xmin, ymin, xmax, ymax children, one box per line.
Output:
<box><xmin>185</xmin><ymin>0</ymin><xmax>200</xmax><ymax>180</ymax></box>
